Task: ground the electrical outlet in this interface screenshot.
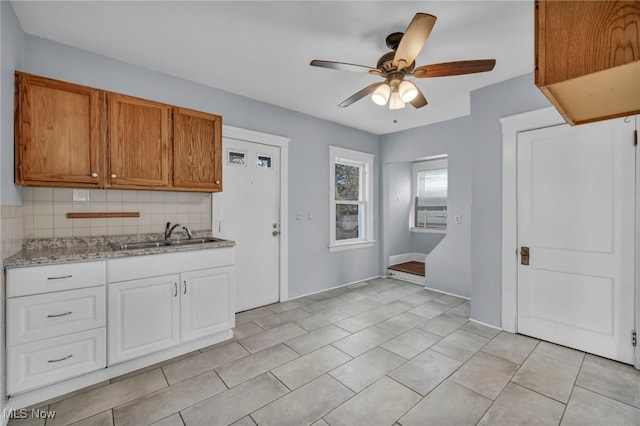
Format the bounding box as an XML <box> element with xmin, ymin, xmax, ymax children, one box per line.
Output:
<box><xmin>454</xmin><ymin>215</ymin><xmax>462</xmax><ymax>224</ymax></box>
<box><xmin>308</xmin><ymin>210</ymin><xmax>314</xmax><ymax>220</ymax></box>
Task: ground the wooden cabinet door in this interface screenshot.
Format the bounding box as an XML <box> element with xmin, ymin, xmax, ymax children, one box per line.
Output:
<box><xmin>15</xmin><ymin>72</ymin><xmax>103</xmax><ymax>187</ymax></box>
<box><xmin>535</xmin><ymin>1</ymin><xmax>640</xmax><ymax>124</ymax></box>
<box><xmin>173</xmin><ymin>108</ymin><xmax>222</xmax><ymax>192</ymax></box>
<box><xmin>108</xmin><ymin>93</ymin><xmax>171</xmax><ymax>188</ymax></box>
<box><xmin>180</xmin><ymin>266</ymin><xmax>235</xmax><ymax>342</ymax></box>
<box><xmin>107</xmin><ymin>275</ymin><xmax>180</xmax><ymax>365</ymax></box>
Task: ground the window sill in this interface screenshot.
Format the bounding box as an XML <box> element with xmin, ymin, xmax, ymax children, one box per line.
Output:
<box><xmin>329</xmin><ymin>240</ymin><xmax>375</xmax><ymax>253</ymax></box>
<box><xmin>412</xmin><ymin>227</ymin><xmax>447</xmax><ymax>234</ymax></box>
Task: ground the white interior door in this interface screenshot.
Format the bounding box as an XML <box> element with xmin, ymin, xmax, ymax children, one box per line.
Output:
<box><xmin>214</xmin><ymin>138</ymin><xmax>280</xmax><ymax>312</ymax></box>
<box><xmin>517</xmin><ymin>117</ymin><xmax>635</xmax><ymax>364</ymax></box>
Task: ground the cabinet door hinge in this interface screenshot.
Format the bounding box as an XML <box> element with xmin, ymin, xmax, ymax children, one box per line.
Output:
<box><xmin>633</xmin><ymin>330</ymin><xmax>637</xmax><ymax>347</ymax></box>
<box><xmin>634</xmin><ymin>130</ymin><xmax>637</xmax><ymax>146</ymax></box>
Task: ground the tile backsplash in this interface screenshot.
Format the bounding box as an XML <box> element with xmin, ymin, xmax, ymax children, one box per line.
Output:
<box><xmin>1</xmin><ymin>205</ymin><xmax>24</xmax><ymax>260</ymax></box>
<box><xmin>23</xmin><ymin>187</ymin><xmax>212</xmax><ymax>238</ymax></box>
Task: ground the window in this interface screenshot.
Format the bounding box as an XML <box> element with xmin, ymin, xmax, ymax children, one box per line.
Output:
<box><xmin>413</xmin><ymin>157</ymin><xmax>448</xmax><ymax>231</ymax></box>
<box><xmin>329</xmin><ymin>146</ymin><xmax>374</xmax><ymax>251</ymax></box>
<box><xmin>228</xmin><ymin>150</ymin><xmax>246</xmax><ymax>165</ymax></box>
<box><xmin>257</xmin><ymin>155</ymin><xmax>272</xmax><ymax>168</ymax></box>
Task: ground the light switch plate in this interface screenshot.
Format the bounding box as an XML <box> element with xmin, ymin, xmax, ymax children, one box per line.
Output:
<box><xmin>296</xmin><ymin>211</ymin><xmax>305</xmax><ymax>220</ymax></box>
<box><xmin>454</xmin><ymin>215</ymin><xmax>462</xmax><ymax>224</ymax></box>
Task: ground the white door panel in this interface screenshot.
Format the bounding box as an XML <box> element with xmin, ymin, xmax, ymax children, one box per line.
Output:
<box><xmin>517</xmin><ymin>118</ymin><xmax>635</xmax><ymax>364</ymax></box>
<box><xmin>215</xmin><ymin>138</ymin><xmax>280</xmax><ymax>312</ymax></box>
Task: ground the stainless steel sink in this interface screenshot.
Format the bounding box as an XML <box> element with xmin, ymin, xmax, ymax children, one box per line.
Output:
<box><xmin>110</xmin><ymin>237</ymin><xmax>225</xmax><ymax>251</ymax></box>
<box><xmin>110</xmin><ymin>240</ymin><xmax>172</xmax><ymax>251</ymax></box>
<box><xmin>167</xmin><ymin>237</ymin><xmax>225</xmax><ymax>246</ymax></box>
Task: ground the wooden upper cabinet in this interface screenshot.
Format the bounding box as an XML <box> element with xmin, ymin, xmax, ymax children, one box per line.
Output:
<box><xmin>15</xmin><ymin>73</ymin><xmax>223</xmax><ymax>192</ymax></box>
<box><xmin>173</xmin><ymin>108</ymin><xmax>222</xmax><ymax>192</ymax></box>
<box><xmin>535</xmin><ymin>1</ymin><xmax>640</xmax><ymax>125</ymax></box>
<box><xmin>15</xmin><ymin>72</ymin><xmax>103</xmax><ymax>187</ymax></box>
<box><xmin>108</xmin><ymin>93</ymin><xmax>171</xmax><ymax>189</ymax></box>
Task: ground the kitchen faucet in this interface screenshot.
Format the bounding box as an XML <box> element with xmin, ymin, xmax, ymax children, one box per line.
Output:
<box><xmin>164</xmin><ymin>222</ymin><xmax>181</xmax><ymax>240</ymax></box>
<box><xmin>182</xmin><ymin>225</ymin><xmax>193</xmax><ymax>239</ymax></box>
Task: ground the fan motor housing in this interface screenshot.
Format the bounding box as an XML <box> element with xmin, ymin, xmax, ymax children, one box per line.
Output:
<box><xmin>377</xmin><ymin>33</ymin><xmax>416</xmax><ymax>75</ymax></box>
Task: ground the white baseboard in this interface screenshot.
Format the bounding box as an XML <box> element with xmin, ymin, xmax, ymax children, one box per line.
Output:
<box><xmin>285</xmin><ymin>275</ymin><xmax>383</xmax><ymax>301</ymax></box>
<box><xmin>468</xmin><ymin>318</ymin><xmax>502</xmax><ymax>331</ymax></box>
<box><xmin>389</xmin><ymin>252</ymin><xmax>426</xmax><ymax>265</ymax></box>
<box><xmin>423</xmin><ymin>285</ymin><xmax>470</xmax><ymax>300</ymax></box>
<box><xmin>387</xmin><ymin>270</ymin><xmax>424</xmax><ymax>285</ymax></box>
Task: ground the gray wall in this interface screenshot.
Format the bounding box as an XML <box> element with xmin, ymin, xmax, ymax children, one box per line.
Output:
<box><xmin>10</xmin><ymin>28</ymin><xmax>383</xmax><ymax>298</ymax></box>
<box><xmin>381</xmin><ymin>115</ymin><xmax>473</xmax><ymax>297</ymax></box>
<box><xmin>469</xmin><ymin>73</ymin><xmax>551</xmax><ymax>325</ymax></box>
<box><xmin>1</xmin><ymin>0</ymin><xmax>23</xmax><ymax>206</ymax></box>
<box><xmin>383</xmin><ymin>162</ymin><xmax>412</xmax><ymax>257</ymax></box>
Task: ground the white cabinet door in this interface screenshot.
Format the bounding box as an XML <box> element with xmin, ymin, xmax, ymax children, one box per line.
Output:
<box><xmin>181</xmin><ymin>267</ymin><xmax>235</xmax><ymax>342</ymax></box>
<box><xmin>108</xmin><ymin>275</ymin><xmax>180</xmax><ymax>365</ymax></box>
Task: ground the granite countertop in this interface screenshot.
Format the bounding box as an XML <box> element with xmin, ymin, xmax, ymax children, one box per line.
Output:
<box><xmin>4</xmin><ymin>231</ymin><xmax>236</xmax><ymax>268</ymax></box>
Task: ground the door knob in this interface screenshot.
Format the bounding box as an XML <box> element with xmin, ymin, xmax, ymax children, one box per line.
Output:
<box><xmin>110</xmin><ymin>173</ymin><xmax>117</xmax><ymax>179</ymax></box>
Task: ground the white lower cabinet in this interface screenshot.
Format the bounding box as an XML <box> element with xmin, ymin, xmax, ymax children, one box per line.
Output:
<box><xmin>107</xmin><ymin>275</ymin><xmax>181</xmax><ymax>365</ymax></box>
<box><xmin>5</xmin><ymin>248</ymin><xmax>235</xmax><ymax>402</ymax></box>
<box><xmin>106</xmin><ymin>249</ymin><xmax>235</xmax><ymax>365</ymax></box>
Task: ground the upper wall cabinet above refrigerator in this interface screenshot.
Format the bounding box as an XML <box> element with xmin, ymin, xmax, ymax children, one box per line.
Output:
<box><xmin>15</xmin><ymin>72</ymin><xmax>223</xmax><ymax>193</ymax></box>
<box><xmin>535</xmin><ymin>1</ymin><xmax>640</xmax><ymax>125</ymax></box>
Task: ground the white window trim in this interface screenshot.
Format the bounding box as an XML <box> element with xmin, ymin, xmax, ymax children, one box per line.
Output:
<box><xmin>329</xmin><ymin>146</ymin><xmax>375</xmax><ymax>252</ymax></box>
<box><xmin>411</xmin><ymin>156</ymin><xmax>448</xmax><ymax>232</ymax></box>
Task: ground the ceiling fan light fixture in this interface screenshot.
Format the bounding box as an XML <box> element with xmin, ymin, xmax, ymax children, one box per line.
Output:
<box><xmin>398</xmin><ymin>80</ymin><xmax>418</xmax><ymax>102</ymax></box>
<box><xmin>371</xmin><ymin>83</ymin><xmax>391</xmax><ymax>105</ymax></box>
<box><xmin>389</xmin><ymin>90</ymin><xmax>405</xmax><ymax>110</ymax></box>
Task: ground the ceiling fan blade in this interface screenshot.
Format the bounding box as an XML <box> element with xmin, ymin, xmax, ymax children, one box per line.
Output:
<box><xmin>413</xmin><ymin>59</ymin><xmax>496</xmax><ymax>78</ymax></box>
<box><xmin>393</xmin><ymin>13</ymin><xmax>437</xmax><ymax>70</ymax></box>
<box><xmin>409</xmin><ymin>87</ymin><xmax>428</xmax><ymax>108</ymax></box>
<box><xmin>310</xmin><ymin>60</ymin><xmax>381</xmax><ymax>75</ymax></box>
<box><xmin>338</xmin><ymin>83</ymin><xmax>384</xmax><ymax>107</ymax></box>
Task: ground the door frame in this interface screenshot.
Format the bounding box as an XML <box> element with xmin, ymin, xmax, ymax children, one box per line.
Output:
<box><xmin>220</xmin><ymin>125</ymin><xmax>290</xmax><ymax>301</ymax></box>
<box><xmin>500</xmin><ymin>107</ymin><xmax>639</xmax><ymax>368</ymax></box>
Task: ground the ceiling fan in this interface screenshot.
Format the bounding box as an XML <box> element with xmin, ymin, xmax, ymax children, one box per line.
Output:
<box><xmin>310</xmin><ymin>13</ymin><xmax>496</xmax><ymax>110</ymax></box>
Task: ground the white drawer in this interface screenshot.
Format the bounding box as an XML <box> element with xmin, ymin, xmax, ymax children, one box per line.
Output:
<box><xmin>7</xmin><ymin>261</ymin><xmax>106</xmax><ymax>297</ymax></box>
<box><xmin>7</xmin><ymin>328</ymin><xmax>106</xmax><ymax>395</ymax></box>
<box><xmin>7</xmin><ymin>287</ymin><xmax>106</xmax><ymax>346</ymax></box>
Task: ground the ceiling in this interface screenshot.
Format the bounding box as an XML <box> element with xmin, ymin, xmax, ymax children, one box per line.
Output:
<box><xmin>11</xmin><ymin>1</ymin><xmax>534</xmax><ymax>135</ymax></box>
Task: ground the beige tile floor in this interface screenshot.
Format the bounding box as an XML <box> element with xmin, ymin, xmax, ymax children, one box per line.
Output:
<box><xmin>8</xmin><ymin>277</ymin><xmax>640</xmax><ymax>426</ymax></box>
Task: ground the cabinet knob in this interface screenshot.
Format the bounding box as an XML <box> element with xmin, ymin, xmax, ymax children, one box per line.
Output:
<box><xmin>91</xmin><ymin>172</ymin><xmax>98</xmax><ymax>178</ymax></box>
<box><xmin>215</xmin><ymin>180</ymin><xmax>220</xmax><ymax>185</ymax></box>
<box><xmin>111</xmin><ymin>174</ymin><xmax>117</xmax><ymax>179</ymax></box>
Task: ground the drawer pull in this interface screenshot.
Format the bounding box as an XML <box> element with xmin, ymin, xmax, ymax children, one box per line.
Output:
<box><xmin>183</xmin><ymin>280</ymin><xmax>187</xmax><ymax>295</ymax></box>
<box><xmin>48</xmin><ymin>354</ymin><xmax>73</xmax><ymax>363</ymax></box>
<box><xmin>47</xmin><ymin>275</ymin><xmax>72</xmax><ymax>280</ymax></box>
<box><xmin>47</xmin><ymin>311</ymin><xmax>73</xmax><ymax>318</ymax></box>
